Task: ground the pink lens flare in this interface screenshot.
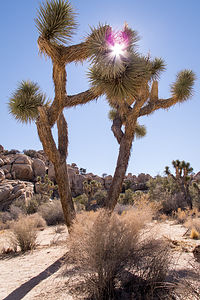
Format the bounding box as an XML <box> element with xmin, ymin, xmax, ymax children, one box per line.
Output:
<box><xmin>106</xmin><ymin>29</ymin><xmax>130</xmax><ymax>58</ymax></box>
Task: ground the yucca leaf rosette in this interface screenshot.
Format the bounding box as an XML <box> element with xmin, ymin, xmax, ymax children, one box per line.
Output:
<box><xmin>8</xmin><ymin>81</ymin><xmax>47</xmax><ymax>123</ymax></box>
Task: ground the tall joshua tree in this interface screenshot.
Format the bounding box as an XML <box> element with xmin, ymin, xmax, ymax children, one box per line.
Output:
<box><xmin>88</xmin><ymin>24</ymin><xmax>196</xmax><ymax>211</ymax></box>
<box><xmin>8</xmin><ymin>0</ymin><xmax>105</xmax><ymax>229</ymax></box>
<box><xmin>165</xmin><ymin>160</ymin><xmax>194</xmax><ymax>209</ymax></box>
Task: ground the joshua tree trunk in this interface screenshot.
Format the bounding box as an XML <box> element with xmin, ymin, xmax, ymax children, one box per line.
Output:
<box><xmin>104</xmin><ymin>132</ymin><xmax>134</xmax><ymax>210</ymax></box>
<box><xmin>36</xmin><ymin>107</ymin><xmax>75</xmax><ymax>228</ymax></box>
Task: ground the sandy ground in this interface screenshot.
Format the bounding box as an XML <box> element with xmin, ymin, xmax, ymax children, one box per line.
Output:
<box><xmin>0</xmin><ymin>221</ymin><xmax>199</xmax><ymax>300</ymax></box>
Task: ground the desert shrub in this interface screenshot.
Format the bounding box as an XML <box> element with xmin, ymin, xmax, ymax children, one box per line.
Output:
<box><xmin>4</xmin><ymin>149</ymin><xmax>20</xmax><ymax>155</ymax></box>
<box><xmin>185</xmin><ymin>217</ymin><xmax>200</xmax><ymax>233</ymax></box>
<box><xmin>9</xmin><ymin>204</ymin><xmax>24</xmax><ymax>219</ymax></box>
<box><xmin>147</xmin><ymin>176</ymin><xmax>191</xmax><ymax>214</ymax></box>
<box><xmin>68</xmin><ymin>209</ymin><xmax>172</xmax><ymax>300</ymax></box>
<box><xmin>92</xmin><ymin>190</ymin><xmax>107</xmax><ymax>206</ymax></box>
<box><xmin>26</xmin><ymin>197</ymin><xmax>40</xmax><ymax>214</ymax></box>
<box><xmin>114</xmin><ymin>203</ymin><xmax>132</xmax><ymax>215</ymax></box>
<box><xmin>0</xmin><ymin>211</ymin><xmax>13</xmax><ymax>224</ymax></box>
<box><xmin>10</xmin><ymin>215</ymin><xmax>38</xmax><ymax>252</ymax></box>
<box><xmin>174</xmin><ymin>208</ymin><xmax>200</xmax><ymax>224</ymax></box>
<box><xmin>190</xmin><ymin>228</ymin><xmax>199</xmax><ymax>239</ymax></box>
<box><xmin>28</xmin><ymin>213</ymin><xmax>46</xmax><ymax>228</ymax></box>
<box><xmin>118</xmin><ymin>189</ymin><xmax>134</xmax><ymax>205</ymax></box>
<box><xmin>38</xmin><ymin>199</ymin><xmax>64</xmax><ymax>225</ymax></box>
<box><xmin>73</xmin><ymin>193</ymin><xmax>88</xmax><ymax>211</ymax></box>
<box><xmin>23</xmin><ymin>149</ymin><xmax>38</xmax><ymax>158</ymax></box>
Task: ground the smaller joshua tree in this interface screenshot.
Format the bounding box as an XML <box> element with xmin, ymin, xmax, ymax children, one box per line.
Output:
<box><xmin>83</xmin><ymin>179</ymin><xmax>102</xmax><ymax>200</ymax></box>
<box><xmin>165</xmin><ymin>160</ymin><xmax>194</xmax><ymax>209</ymax></box>
<box><xmin>88</xmin><ymin>23</ymin><xmax>196</xmax><ymax>211</ymax></box>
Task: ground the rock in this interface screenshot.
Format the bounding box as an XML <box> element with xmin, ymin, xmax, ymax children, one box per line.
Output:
<box><xmin>0</xmin><ymin>169</ymin><xmax>5</xmax><ymax>182</ymax></box>
<box><xmin>0</xmin><ymin>180</ymin><xmax>34</xmax><ymax>210</ymax></box>
<box><xmin>0</xmin><ymin>184</ymin><xmax>13</xmax><ymax>209</ymax></box>
<box><xmin>0</xmin><ymin>145</ymin><xmax>4</xmax><ymax>152</ymax></box>
<box><xmin>32</xmin><ymin>158</ymin><xmax>46</xmax><ymax>178</ymax></box>
<box><xmin>12</xmin><ymin>164</ymin><xmax>34</xmax><ymax>181</ymax></box>
<box><xmin>5</xmin><ymin>173</ymin><xmax>12</xmax><ymax>180</ymax></box>
<box><xmin>193</xmin><ymin>245</ymin><xmax>200</xmax><ymax>262</ymax></box>
<box><xmin>14</xmin><ymin>154</ymin><xmax>32</xmax><ymax>165</ymax></box>
<box><xmin>0</xmin><ymin>158</ymin><xmax>4</xmax><ymax>166</ymax></box>
<box><xmin>1</xmin><ymin>165</ymin><xmax>11</xmax><ymax>173</ymax></box>
<box><xmin>48</xmin><ymin>162</ymin><xmax>55</xmax><ymax>181</ymax></box>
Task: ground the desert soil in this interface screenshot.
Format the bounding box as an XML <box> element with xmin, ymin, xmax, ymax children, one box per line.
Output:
<box><xmin>0</xmin><ymin>221</ymin><xmax>199</xmax><ymax>300</ymax></box>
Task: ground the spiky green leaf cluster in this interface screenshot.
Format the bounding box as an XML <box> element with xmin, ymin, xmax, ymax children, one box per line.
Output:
<box><xmin>89</xmin><ymin>52</ymin><xmax>165</xmax><ymax>106</ymax></box>
<box><xmin>88</xmin><ymin>24</ymin><xmax>166</xmax><ymax>104</ymax></box>
<box><xmin>35</xmin><ymin>0</ymin><xmax>77</xmax><ymax>45</ymax></box>
<box><xmin>148</xmin><ymin>57</ymin><xmax>166</xmax><ymax>80</ymax></box>
<box><xmin>171</xmin><ymin>70</ymin><xmax>195</xmax><ymax>102</ymax></box>
<box><xmin>8</xmin><ymin>81</ymin><xmax>47</xmax><ymax>123</ymax></box>
<box><xmin>108</xmin><ymin>108</ymin><xmax>117</xmax><ymax>121</ymax></box>
<box><xmin>135</xmin><ymin>123</ymin><xmax>147</xmax><ymax>139</ymax></box>
<box><xmin>86</xmin><ymin>25</ymin><xmax>140</xmax><ymax>78</ymax></box>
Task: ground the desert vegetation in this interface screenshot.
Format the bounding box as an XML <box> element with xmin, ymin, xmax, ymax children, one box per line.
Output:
<box><xmin>0</xmin><ymin>0</ymin><xmax>199</xmax><ymax>299</ymax></box>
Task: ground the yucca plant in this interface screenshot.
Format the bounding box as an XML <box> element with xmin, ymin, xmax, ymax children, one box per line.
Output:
<box><xmin>88</xmin><ymin>24</ymin><xmax>195</xmax><ymax>210</ymax></box>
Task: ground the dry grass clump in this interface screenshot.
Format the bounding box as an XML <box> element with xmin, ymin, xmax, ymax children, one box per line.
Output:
<box><xmin>67</xmin><ymin>209</ymin><xmax>173</xmax><ymax>300</ymax></box>
<box><xmin>10</xmin><ymin>215</ymin><xmax>38</xmax><ymax>252</ymax></box>
<box><xmin>185</xmin><ymin>217</ymin><xmax>200</xmax><ymax>233</ymax></box>
<box><xmin>38</xmin><ymin>199</ymin><xmax>64</xmax><ymax>226</ymax></box>
<box><xmin>173</xmin><ymin>207</ymin><xmax>200</xmax><ymax>224</ymax></box>
<box><xmin>190</xmin><ymin>228</ymin><xmax>199</xmax><ymax>239</ymax></box>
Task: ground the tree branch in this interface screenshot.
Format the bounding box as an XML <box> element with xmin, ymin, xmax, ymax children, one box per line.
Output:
<box><xmin>65</xmin><ymin>89</ymin><xmax>102</xmax><ymax>107</ymax></box>
<box><xmin>36</xmin><ymin>107</ymin><xmax>59</xmax><ymax>164</ymax></box>
<box><xmin>139</xmin><ymin>97</ymin><xmax>178</xmax><ymax>117</ymax></box>
<box><xmin>37</xmin><ymin>37</ymin><xmax>62</xmax><ymax>63</ymax></box>
<box><xmin>47</xmin><ymin>89</ymin><xmax>102</xmax><ymax>127</ymax></box>
<box><xmin>61</xmin><ymin>42</ymin><xmax>90</xmax><ymax>63</ymax></box>
<box><xmin>111</xmin><ymin>114</ymin><xmax>124</xmax><ymax>144</ymax></box>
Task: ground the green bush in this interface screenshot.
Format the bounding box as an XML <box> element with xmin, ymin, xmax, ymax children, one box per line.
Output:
<box><xmin>118</xmin><ymin>189</ymin><xmax>135</xmax><ymax>205</ymax></box>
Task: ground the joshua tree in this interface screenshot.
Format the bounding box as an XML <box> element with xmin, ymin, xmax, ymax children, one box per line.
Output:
<box><xmin>165</xmin><ymin>160</ymin><xmax>194</xmax><ymax>209</ymax></box>
<box><xmin>8</xmin><ymin>0</ymin><xmax>105</xmax><ymax>229</ymax></box>
<box><xmin>88</xmin><ymin>24</ymin><xmax>196</xmax><ymax>211</ymax></box>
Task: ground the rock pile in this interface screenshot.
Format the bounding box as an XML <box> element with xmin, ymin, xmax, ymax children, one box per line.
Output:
<box><xmin>0</xmin><ymin>146</ymin><xmax>152</xmax><ymax>210</ymax></box>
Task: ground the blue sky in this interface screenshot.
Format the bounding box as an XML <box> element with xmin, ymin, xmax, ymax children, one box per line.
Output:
<box><xmin>0</xmin><ymin>0</ymin><xmax>200</xmax><ymax>177</ymax></box>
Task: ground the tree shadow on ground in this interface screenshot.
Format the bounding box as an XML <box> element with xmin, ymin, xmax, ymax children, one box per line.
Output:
<box><xmin>3</xmin><ymin>253</ymin><xmax>67</xmax><ymax>300</ymax></box>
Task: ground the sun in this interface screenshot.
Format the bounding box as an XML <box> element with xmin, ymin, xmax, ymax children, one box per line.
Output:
<box><xmin>110</xmin><ymin>43</ymin><xmax>125</xmax><ymax>58</ymax></box>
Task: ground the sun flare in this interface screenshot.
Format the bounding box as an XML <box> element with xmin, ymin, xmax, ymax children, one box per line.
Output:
<box><xmin>110</xmin><ymin>43</ymin><xmax>124</xmax><ymax>58</ymax></box>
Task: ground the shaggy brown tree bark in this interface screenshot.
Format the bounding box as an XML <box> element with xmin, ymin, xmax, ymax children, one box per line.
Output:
<box><xmin>36</xmin><ymin>37</ymin><xmax>102</xmax><ymax>228</ymax></box>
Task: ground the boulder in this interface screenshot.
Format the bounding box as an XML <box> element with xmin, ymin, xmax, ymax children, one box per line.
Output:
<box><xmin>12</xmin><ymin>164</ymin><xmax>34</xmax><ymax>181</ymax></box>
<box><xmin>48</xmin><ymin>162</ymin><xmax>55</xmax><ymax>181</ymax></box>
<box><xmin>32</xmin><ymin>158</ymin><xmax>46</xmax><ymax>178</ymax></box>
<box><xmin>0</xmin><ymin>169</ymin><xmax>5</xmax><ymax>182</ymax></box>
<box><xmin>0</xmin><ymin>158</ymin><xmax>4</xmax><ymax>166</ymax></box>
<box><xmin>0</xmin><ymin>180</ymin><xmax>34</xmax><ymax>210</ymax></box>
<box><xmin>14</xmin><ymin>154</ymin><xmax>32</xmax><ymax>165</ymax></box>
<box><xmin>1</xmin><ymin>165</ymin><xmax>11</xmax><ymax>173</ymax></box>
